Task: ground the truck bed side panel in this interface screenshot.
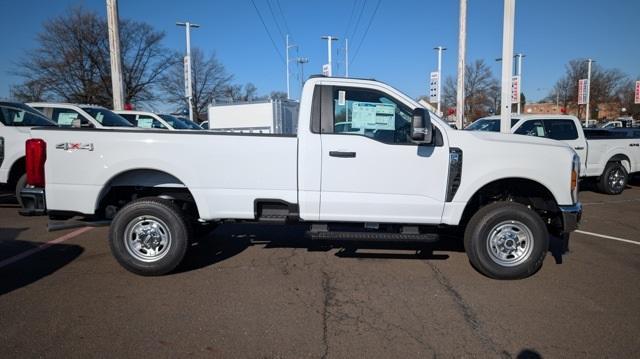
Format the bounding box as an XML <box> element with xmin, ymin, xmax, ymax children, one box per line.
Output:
<box><xmin>35</xmin><ymin>129</ymin><xmax>298</xmax><ymax>219</ymax></box>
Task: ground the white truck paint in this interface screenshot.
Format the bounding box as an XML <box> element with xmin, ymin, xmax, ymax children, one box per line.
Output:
<box><xmin>207</xmin><ymin>100</ymin><xmax>298</xmax><ymax>134</ymax></box>
<box><xmin>21</xmin><ymin>77</ymin><xmax>582</xmax><ymax>279</ymax></box>
<box><xmin>468</xmin><ymin>114</ymin><xmax>640</xmax><ymax>194</ymax></box>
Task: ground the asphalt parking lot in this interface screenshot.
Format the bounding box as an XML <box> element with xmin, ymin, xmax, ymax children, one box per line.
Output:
<box><xmin>1</xmin><ymin>182</ymin><xmax>639</xmax><ymax>358</ymax></box>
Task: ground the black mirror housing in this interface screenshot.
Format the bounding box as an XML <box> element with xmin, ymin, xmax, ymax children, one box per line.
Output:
<box><xmin>411</xmin><ymin>108</ymin><xmax>433</xmax><ymax>144</ymax></box>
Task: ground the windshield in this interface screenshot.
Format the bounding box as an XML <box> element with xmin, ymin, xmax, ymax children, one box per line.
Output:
<box><xmin>81</xmin><ymin>107</ymin><xmax>133</xmax><ymax>127</ymax></box>
<box><xmin>176</xmin><ymin>117</ymin><xmax>203</xmax><ymax>129</ymax></box>
<box><xmin>0</xmin><ymin>105</ymin><xmax>56</xmax><ymax>127</ymax></box>
<box><xmin>465</xmin><ymin>118</ymin><xmax>519</xmax><ymax>132</ymax></box>
<box><xmin>159</xmin><ymin>114</ymin><xmax>200</xmax><ymax>130</ymax></box>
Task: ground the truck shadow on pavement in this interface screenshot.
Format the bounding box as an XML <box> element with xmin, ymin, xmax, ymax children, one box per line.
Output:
<box><xmin>0</xmin><ymin>228</ymin><xmax>84</xmax><ymax>296</ymax></box>
<box><xmin>175</xmin><ymin>223</ymin><xmax>570</xmax><ymax>274</ymax></box>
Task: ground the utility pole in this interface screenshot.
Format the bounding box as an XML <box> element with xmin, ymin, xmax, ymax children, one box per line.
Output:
<box><xmin>499</xmin><ymin>0</ymin><xmax>516</xmax><ymax>134</ymax></box>
<box><xmin>296</xmin><ymin>57</ymin><xmax>309</xmax><ymax>91</ymax></box>
<box><xmin>321</xmin><ymin>36</ymin><xmax>338</xmax><ymax>76</ymax></box>
<box><xmin>434</xmin><ymin>46</ymin><xmax>446</xmax><ymax>116</ymax></box>
<box><xmin>515</xmin><ymin>53</ymin><xmax>525</xmax><ymax>114</ymax></box>
<box><xmin>285</xmin><ymin>35</ymin><xmax>298</xmax><ymax>100</ymax></box>
<box><xmin>176</xmin><ymin>21</ymin><xmax>200</xmax><ymax>121</ymax></box>
<box><xmin>456</xmin><ymin>0</ymin><xmax>467</xmax><ymax>129</ymax></box>
<box><xmin>585</xmin><ymin>58</ymin><xmax>594</xmax><ymax>125</ymax></box>
<box><xmin>345</xmin><ymin>38</ymin><xmax>349</xmax><ymax>77</ymax></box>
<box><xmin>106</xmin><ymin>0</ymin><xmax>124</xmax><ymax>110</ymax></box>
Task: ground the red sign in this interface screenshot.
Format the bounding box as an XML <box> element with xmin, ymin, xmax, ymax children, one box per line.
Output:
<box><xmin>578</xmin><ymin>79</ymin><xmax>589</xmax><ymax>105</ymax></box>
<box><xmin>635</xmin><ymin>81</ymin><xmax>640</xmax><ymax>104</ymax></box>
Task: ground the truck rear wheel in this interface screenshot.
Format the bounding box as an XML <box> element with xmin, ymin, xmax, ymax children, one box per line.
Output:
<box><xmin>109</xmin><ymin>198</ymin><xmax>190</xmax><ymax>276</ymax></box>
<box><xmin>597</xmin><ymin>162</ymin><xmax>627</xmax><ymax>195</ymax></box>
<box><xmin>464</xmin><ymin>202</ymin><xmax>548</xmax><ymax>279</ymax></box>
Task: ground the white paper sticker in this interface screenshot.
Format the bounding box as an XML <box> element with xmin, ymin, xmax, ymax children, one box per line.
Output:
<box><xmin>137</xmin><ymin>118</ymin><xmax>153</xmax><ymax>128</ymax></box>
<box><xmin>351</xmin><ymin>102</ymin><xmax>396</xmax><ymax>130</ymax></box>
<box><xmin>57</xmin><ymin>113</ymin><xmax>77</xmax><ymax>126</ymax></box>
<box><xmin>338</xmin><ymin>91</ymin><xmax>346</xmax><ymax>106</ymax></box>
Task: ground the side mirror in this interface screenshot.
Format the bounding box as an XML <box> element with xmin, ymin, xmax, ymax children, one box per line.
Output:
<box><xmin>411</xmin><ymin>108</ymin><xmax>433</xmax><ymax>144</ymax></box>
<box><xmin>71</xmin><ymin>118</ymin><xmax>82</xmax><ymax>128</ymax></box>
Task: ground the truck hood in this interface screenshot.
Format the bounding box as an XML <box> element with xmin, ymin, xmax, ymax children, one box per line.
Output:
<box><xmin>452</xmin><ymin>130</ymin><xmax>572</xmax><ymax>149</ymax></box>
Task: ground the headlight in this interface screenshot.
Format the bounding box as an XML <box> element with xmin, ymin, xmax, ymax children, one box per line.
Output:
<box><xmin>571</xmin><ymin>154</ymin><xmax>579</xmax><ymax>203</ymax></box>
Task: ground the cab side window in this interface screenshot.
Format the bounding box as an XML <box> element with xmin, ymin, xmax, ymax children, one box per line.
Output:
<box><xmin>515</xmin><ymin>120</ymin><xmax>545</xmax><ymax>137</ymax></box>
<box><xmin>330</xmin><ymin>87</ymin><xmax>413</xmax><ymax>144</ymax></box>
<box><xmin>51</xmin><ymin>108</ymin><xmax>92</xmax><ymax>128</ymax></box>
<box><xmin>543</xmin><ymin>119</ymin><xmax>578</xmax><ymax>140</ymax></box>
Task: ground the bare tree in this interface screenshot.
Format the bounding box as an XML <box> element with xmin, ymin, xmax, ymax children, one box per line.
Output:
<box><xmin>442</xmin><ymin>59</ymin><xmax>499</xmax><ymax>121</ymax></box>
<box><xmin>11</xmin><ymin>7</ymin><xmax>172</xmax><ymax>107</ymax></box>
<box><xmin>160</xmin><ymin>48</ymin><xmax>233</xmax><ymax>120</ymax></box>
<box><xmin>546</xmin><ymin>59</ymin><xmax>629</xmax><ymax>118</ymax></box>
<box><xmin>221</xmin><ymin>83</ymin><xmax>259</xmax><ymax>102</ymax></box>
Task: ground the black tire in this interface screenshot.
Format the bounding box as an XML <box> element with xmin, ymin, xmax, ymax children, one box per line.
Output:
<box><xmin>15</xmin><ymin>174</ymin><xmax>27</xmax><ymax>207</ymax></box>
<box><xmin>597</xmin><ymin>162</ymin><xmax>627</xmax><ymax>195</ymax></box>
<box><xmin>109</xmin><ymin>197</ymin><xmax>191</xmax><ymax>276</ymax></box>
<box><xmin>464</xmin><ymin>201</ymin><xmax>549</xmax><ymax>280</ymax></box>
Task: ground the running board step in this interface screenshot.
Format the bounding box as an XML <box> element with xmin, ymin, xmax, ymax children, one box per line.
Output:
<box><xmin>308</xmin><ymin>231</ymin><xmax>439</xmax><ymax>242</ymax></box>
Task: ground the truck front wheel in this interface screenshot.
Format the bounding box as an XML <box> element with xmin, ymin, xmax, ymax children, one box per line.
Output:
<box><xmin>109</xmin><ymin>198</ymin><xmax>190</xmax><ymax>276</ymax></box>
<box><xmin>464</xmin><ymin>202</ymin><xmax>548</xmax><ymax>279</ymax></box>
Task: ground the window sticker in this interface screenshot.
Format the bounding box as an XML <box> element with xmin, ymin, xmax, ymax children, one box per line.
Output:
<box><xmin>536</xmin><ymin>126</ymin><xmax>545</xmax><ymax>136</ymax></box>
<box><xmin>57</xmin><ymin>113</ymin><xmax>77</xmax><ymax>126</ymax></box>
<box><xmin>12</xmin><ymin>111</ymin><xmax>25</xmax><ymax>123</ymax></box>
<box><xmin>137</xmin><ymin>118</ymin><xmax>153</xmax><ymax>128</ymax></box>
<box><xmin>351</xmin><ymin>101</ymin><xmax>396</xmax><ymax>130</ymax></box>
<box><xmin>338</xmin><ymin>91</ymin><xmax>346</xmax><ymax>106</ymax></box>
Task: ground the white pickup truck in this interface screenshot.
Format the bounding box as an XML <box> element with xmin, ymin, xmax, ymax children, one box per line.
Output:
<box><xmin>19</xmin><ymin>77</ymin><xmax>582</xmax><ymax>279</ymax></box>
<box><xmin>467</xmin><ymin>115</ymin><xmax>640</xmax><ymax>194</ymax></box>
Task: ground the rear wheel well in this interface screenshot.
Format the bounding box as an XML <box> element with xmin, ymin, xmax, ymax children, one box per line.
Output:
<box><xmin>459</xmin><ymin>178</ymin><xmax>560</xmax><ymax>233</ymax></box>
<box><xmin>8</xmin><ymin>157</ymin><xmax>25</xmax><ymax>185</ymax></box>
<box><xmin>96</xmin><ymin>169</ymin><xmax>199</xmax><ymax>221</ymax></box>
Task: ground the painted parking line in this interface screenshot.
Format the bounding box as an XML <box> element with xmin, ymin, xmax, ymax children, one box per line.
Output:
<box><xmin>0</xmin><ymin>227</ymin><xmax>93</xmax><ymax>269</ymax></box>
<box><xmin>575</xmin><ymin>230</ymin><xmax>640</xmax><ymax>246</ymax></box>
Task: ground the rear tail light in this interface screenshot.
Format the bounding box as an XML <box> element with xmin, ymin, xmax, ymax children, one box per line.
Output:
<box><xmin>26</xmin><ymin>139</ymin><xmax>46</xmax><ymax>187</ymax></box>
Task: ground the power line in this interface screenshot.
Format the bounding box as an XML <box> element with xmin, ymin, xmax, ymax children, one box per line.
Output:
<box><xmin>250</xmin><ymin>0</ymin><xmax>285</xmax><ymax>63</ymax></box>
<box><xmin>266</xmin><ymin>0</ymin><xmax>285</xmax><ymax>40</ymax></box>
<box><xmin>349</xmin><ymin>0</ymin><xmax>367</xmax><ymax>41</ymax></box>
<box><xmin>351</xmin><ymin>0</ymin><xmax>381</xmax><ymax>66</ymax></box>
<box><xmin>343</xmin><ymin>0</ymin><xmax>359</xmax><ymax>39</ymax></box>
<box><xmin>275</xmin><ymin>0</ymin><xmax>291</xmax><ymax>36</ymax></box>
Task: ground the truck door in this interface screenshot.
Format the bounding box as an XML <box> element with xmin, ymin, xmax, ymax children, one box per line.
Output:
<box><xmin>542</xmin><ymin>119</ymin><xmax>587</xmax><ymax>175</ymax></box>
<box><xmin>317</xmin><ymin>85</ymin><xmax>449</xmax><ymax>224</ymax></box>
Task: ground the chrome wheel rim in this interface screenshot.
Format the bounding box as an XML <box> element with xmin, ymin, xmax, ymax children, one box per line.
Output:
<box><xmin>124</xmin><ymin>216</ymin><xmax>171</xmax><ymax>262</ymax></box>
<box><xmin>486</xmin><ymin>220</ymin><xmax>534</xmax><ymax>267</ymax></box>
<box><xmin>608</xmin><ymin>168</ymin><xmax>625</xmax><ymax>192</ymax></box>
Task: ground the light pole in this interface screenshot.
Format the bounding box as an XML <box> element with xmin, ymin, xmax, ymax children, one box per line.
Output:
<box><xmin>285</xmin><ymin>35</ymin><xmax>298</xmax><ymax>100</ymax></box>
<box><xmin>176</xmin><ymin>21</ymin><xmax>200</xmax><ymax>121</ymax></box>
<box><xmin>106</xmin><ymin>0</ymin><xmax>124</xmax><ymax>110</ymax></box>
<box><xmin>321</xmin><ymin>36</ymin><xmax>338</xmax><ymax>76</ymax></box>
<box><xmin>434</xmin><ymin>46</ymin><xmax>446</xmax><ymax>116</ymax></box>
<box><xmin>499</xmin><ymin>0</ymin><xmax>516</xmax><ymax>134</ymax></box>
<box><xmin>296</xmin><ymin>57</ymin><xmax>309</xmax><ymax>92</ymax></box>
<box><xmin>345</xmin><ymin>38</ymin><xmax>349</xmax><ymax>77</ymax></box>
<box><xmin>585</xmin><ymin>58</ymin><xmax>595</xmax><ymax>125</ymax></box>
<box><xmin>456</xmin><ymin>0</ymin><xmax>467</xmax><ymax>129</ymax></box>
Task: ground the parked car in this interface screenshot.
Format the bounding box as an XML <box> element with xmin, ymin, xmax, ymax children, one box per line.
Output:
<box><xmin>200</xmin><ymin>120</ymin><xmax>209</xmax><ymax>129</ymax></box>
<box><xmin>28</xmin><ymin>103</ymin><xmax>133</xmax><ymax>128</ymax></box>
<box><xmin>115</xmin><ymin>110</ymin><xmax>201</xmax><ymax>130</ymax></box>
<box><xmin>20</xmin><ymin>77</ymin><xmax>581</xmax><ymax>280</ymax></box>
<box><xmin>467</xmin><ymin>114</ymin><xmax>640</xmax><ymax>194</ymax></box>
<box><xmin>175</xmin><ymin>116</ymin><xmax>203</xmax><ymax>130</ymax></box>
<box><xmin>0</xmin><ymin>101</ymin><xmax>56</xmax><ymax>204</ymax></box>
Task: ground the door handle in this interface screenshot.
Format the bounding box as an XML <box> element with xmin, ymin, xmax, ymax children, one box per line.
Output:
<box><xmin>574</xmin><ymin>146</ymin><xmax>585</xmax><ymax>150</ymax></box>
<box><xmin>329</xmin><ymin>151</ymin><xmax>356</xmax><ymax>158</ymax></box>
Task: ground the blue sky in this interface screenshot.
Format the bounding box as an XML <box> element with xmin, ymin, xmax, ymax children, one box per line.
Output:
<box><xmin>1</xmin><ymin>0</ymin><xmax>638</xmax><ymax>104</ymax></box>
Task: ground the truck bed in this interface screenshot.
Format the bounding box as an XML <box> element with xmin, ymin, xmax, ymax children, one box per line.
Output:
<box><xmin>32</xmin><ymin>128</ymin><xmax>299</xmax><ymax>219</ymax></box>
